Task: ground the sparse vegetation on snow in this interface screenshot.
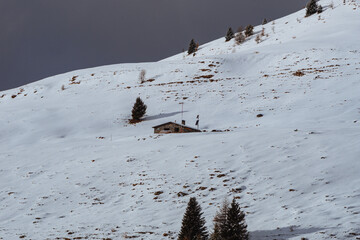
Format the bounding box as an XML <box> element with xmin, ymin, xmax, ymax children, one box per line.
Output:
<box><xmin>0</xmin><ymin>0</ymin><xmax>359</xmax><ymax>239</ymax></box>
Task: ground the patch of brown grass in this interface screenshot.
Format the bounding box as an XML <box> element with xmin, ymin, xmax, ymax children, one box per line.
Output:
<box><xmin>293</xmin><ymin>70</ymin><xmax>305</xmax><ymax>76</ymax></box>
<box><xmin>69</xmin><ymin>81</ymin><xmax>81</xmax><ymax>85</ymax></box>
<box><xmin>177</xmin><ymin>192</ymin><xmax>189</xmax><ymax>197</ymax></box>
<box><xmin>194</xmin><ymin>74</ymin><xmax>214</xmax><ymax>79</ymax></box>
<box><xmin>128</xmin><ymin>119</ymin><xmax>143</xmax><ymax>124</ymax></box>
<box><xmin>154</xmin><ymin>191</ymin><xmax>163</xmax><ymax>196</ymax></box>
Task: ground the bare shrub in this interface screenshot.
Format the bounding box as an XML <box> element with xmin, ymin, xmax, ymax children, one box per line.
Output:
<box><xmin>139</xmin><ymin>69</ymin><xmax>146</xmax><ymax>84</ymax></box>
<box><xmin>235</xmin><ymin>27</ymin><xmax>245</xmax><ymax>44</ymax></box>
<box><xmin>255</xmin><ymin>34</ymin><xmax>261</xmax><ymax>44</ymax></box>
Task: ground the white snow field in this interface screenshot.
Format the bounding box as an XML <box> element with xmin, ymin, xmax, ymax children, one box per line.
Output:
<box><xmin>1</xmin><ymin>0</ymin><xmax>360</xmax><ymax>239</ymax></box>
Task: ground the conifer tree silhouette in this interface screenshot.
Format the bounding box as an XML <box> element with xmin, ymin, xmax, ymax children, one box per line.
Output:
<box><xmin>225</xmin><ymin>28</ymin><xmax>234</xmax><ymax>42</ymax></box>
<box><xmin>178</xmin><ymin>197</ymin><xmax>208</xmax><ymax>240</ymax></box>
<box><xmin>131</xmin><ymin>97</ymin><xmax>147</xmax><ymax>121</ymax></box>
<box><xmin>306</xmin><ymin>0</ymin><xmax>319</xmax><ymax>17</ymax></box>
<box><xmin>188</xmin><ymin>39</ymin><xmax>197</xmax><ymax>55</ymax></box>
<box><xmin>222</xmin><ymin>198</ymin><xmax>249</xmax><ymax>240</ymax></box>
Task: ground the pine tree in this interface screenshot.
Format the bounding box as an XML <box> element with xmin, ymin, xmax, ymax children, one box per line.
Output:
<box><xmin>317</xmin><ymin>5</ymin><xmax>323</xmax><ymax>13</ymax></box>
<box><xmin>210</xmin><ymin>199</ymin><xmax>229</xmax><ymax>240</ymax></box>
<box><xmin>131</xmin><ymin>97</ymin><xmax>147</xmax><ymax>121</ymax></box>
<box><xmin>245</xmin><ymin>25</ymin><xmax>254</xmax><ymax>37</ymax></box>
<box><xmin>178</xmin><ymin>197</ymin><xmax>208</xmax><ymax>240</ymax></box>
<box><xmin>225</xmin><ymin>28</ymin><xmax>234</xmax><ymax>42</ymax></box>
<box><xmin>306</xmin><ymin>0</ymin><xmax>319</xmax><ymax>17</ymax></box>
<box><xmin>222</xmin><ymin>198</ymin><xmax>249</xmax><ymax>240</ymax></box>
<box><xmin>262</xmin><ymin>18</ymin><xmax>268</xmax><ymax>25</ymax></box>
<box><xmin>188</xmin><ymin>39</ymin><xmax>197</xmax><ymax>55</ymax></box>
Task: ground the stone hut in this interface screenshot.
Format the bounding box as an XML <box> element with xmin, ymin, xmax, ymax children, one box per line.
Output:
<box><xmin>152</xmin><ymin>122</ymin><xmax>201</xmax><ymax>134</ymax></box>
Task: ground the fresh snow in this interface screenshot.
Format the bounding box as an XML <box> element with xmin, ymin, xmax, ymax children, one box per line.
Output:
<box><xmin>0</xmin><ymin>0</ymin><xmax>360</xmax><ymax>239</ymax></box>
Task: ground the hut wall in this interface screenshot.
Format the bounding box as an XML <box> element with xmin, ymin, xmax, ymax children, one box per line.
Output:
<box><xmin>154</xmin><ymin>123</ymin><xmax>199</xmax><ymax>134</ymax></box>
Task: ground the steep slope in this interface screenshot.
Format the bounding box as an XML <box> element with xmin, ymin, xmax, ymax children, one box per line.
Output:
<box><xmin>0</xmin><ymin>0</ymin><xmax>359</xmax><ymax>239</ymax></box>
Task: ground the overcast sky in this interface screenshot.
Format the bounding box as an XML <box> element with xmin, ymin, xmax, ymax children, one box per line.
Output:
<box><xmin>0</xmin><ymin>0</ymin><xmax>306</xmax><ymax>91</ymax></box>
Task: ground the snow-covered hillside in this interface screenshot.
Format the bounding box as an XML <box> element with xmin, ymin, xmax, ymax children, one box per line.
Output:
<box><xmin>1</xmin><ymin>0</ymin><xmax>359</xmax><ymax>239</ymax></box>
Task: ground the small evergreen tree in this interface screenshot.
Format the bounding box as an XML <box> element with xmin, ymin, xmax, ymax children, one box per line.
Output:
<box><xmin>188</xmin><ymin>39</ymin><xmax>197</xmax><ymax>55</ymax></box>
<box><xmin>245</xmin><ymin>25</ymin><xmax>254</xmax><ymax>37</ymax></box>
<box><xmin>178</xmin><ymin>197</ymin><xmax>208</xmax><ymax>240</ymax></box>
<box><xmin>222</xmin><ymin>198</ymin><xmax>249</xmax><ymax>240</ymax></box>
<box><xmin>317</xmin><ymin>5</ymin><xmax>323</xmax><ymax>13</ymax></box>
<box><xmin>306</xmin><ymin>0</ymin><xmax>319</xmax><ymax>17</ymax></box>
<box><xmin>131</xmin><ymin>97</ymin><xmax>147</xmax><ymax>121</ymax></box>
<box><xmin>225</xmin><ymin>28</ymin><xmax>234</xmax><ymax>42</ymax></box>
<box><xmin>262</xmin><ymin>18</ymin><xmax>268</xmax><ymax>25</ymax></box>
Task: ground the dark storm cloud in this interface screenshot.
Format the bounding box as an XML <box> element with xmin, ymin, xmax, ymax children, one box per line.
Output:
<box><xmin>0</xmin><ymin>0</ymin><xmax>305</xmax><ymax>91</ymax></box>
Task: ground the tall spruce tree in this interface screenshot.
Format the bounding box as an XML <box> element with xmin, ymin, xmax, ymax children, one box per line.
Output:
<box><xmin>178</xmin><ymin>197</ymin><xmax>208</xmax><ymax>240</ymax></box>
<box><xmin>222</xmin><ymin>198</ymin><xmax>249</xmax><ymax>240</ymax></box>
<box><xmin>225</xmin><ymin>28</ymin><xmax>234</xmax><ymax>42</ymax></box>
<box><xmin>131</xmin><ymin>97</ymin><xmax>147</xmax><ymax>121</ymax></box>
<box><xmin>188</xmin><ymin>39</ymin><xmax>197</xmax><ymax>55</ymax></box>
<box><xmin>306</xmin><ymin>0</ymin><xmax>319</xmax><ymax>17</ymax></box>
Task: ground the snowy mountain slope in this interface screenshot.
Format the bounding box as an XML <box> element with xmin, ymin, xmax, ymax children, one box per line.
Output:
<box><xmin>0</xmin><ymin>0</ymin><xmax>360</xmax><ymax>239</ymax></box>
